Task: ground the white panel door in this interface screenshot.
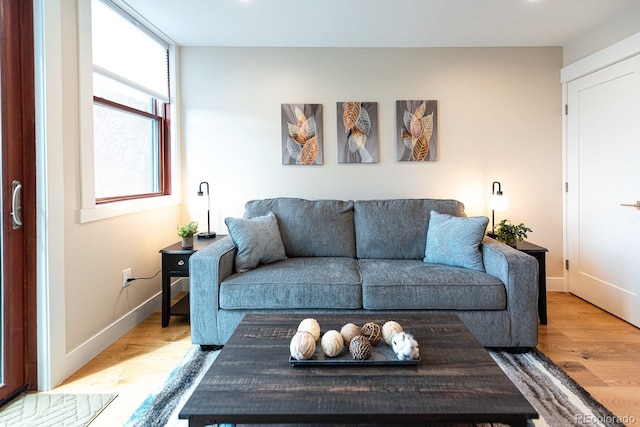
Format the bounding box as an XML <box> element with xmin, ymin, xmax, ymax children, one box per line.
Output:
<box><xmin>566</xmin><ymin>54</ymin><xmax>640</xmax><ymax>327</ymax></box>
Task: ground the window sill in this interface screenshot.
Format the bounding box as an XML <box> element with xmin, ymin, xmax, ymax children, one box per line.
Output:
<box><xmin>78</xmin><ymin>193</ymin><xmax>180</xmax><ymax>223</ymax></box>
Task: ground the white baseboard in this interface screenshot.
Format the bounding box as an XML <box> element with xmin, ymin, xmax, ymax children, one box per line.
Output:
<box><xmin>546</xmin><ymin>276</ymin><xmax>566</xmax><ymax>292</ymax></box>
<box><xmin>50</xmin><ymin>279</ymin><xmax>187</xmax><ymax>389</ymax></box>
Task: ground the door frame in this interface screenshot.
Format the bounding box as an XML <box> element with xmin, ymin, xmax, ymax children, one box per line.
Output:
<box><xmin>561</xmin><ymin>32</ymin><xmax>640</xmax><ymax>292</ymax></box>
<box><xmin>0</xmin><ymin>0</ymin><xmax>38</xmax><ymax>400</ymax></box>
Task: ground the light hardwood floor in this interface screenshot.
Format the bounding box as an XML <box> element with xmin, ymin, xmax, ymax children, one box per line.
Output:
<box><xmin>53</xmin><ymin>292</ymin><xmax>640</xmax><ymax>426</ymax></box>
<box><xmin>52</xmin><ymin>294</ymin><xmax>193</xmax><ymax>427</ymax></box>
<box><xmin>538</xmin><ymin>292</ymin><xmax>640</xmax><ymax>425</ymax></box>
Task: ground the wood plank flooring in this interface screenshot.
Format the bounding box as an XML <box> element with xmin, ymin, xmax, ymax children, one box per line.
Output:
<box><xmin>538</xmin><ymin>292</ymin><xmax>640</xmax><ymax>425</ymax></box>
<box><xmin>53</xmin><ymin>292</ymin><xmax>640</xmax><ymax>426</ymax></box>
<box><xmin>52</xmin><ymin>293</ymin><xmax>193</xmax><ymax>427</ymax></box>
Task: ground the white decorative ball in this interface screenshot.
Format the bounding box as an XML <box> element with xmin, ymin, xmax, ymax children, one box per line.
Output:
<box><xmin>290</xmin><ymin>331</ymin><xmax>316</xmax><ymax>360</ymax></box>
<box><xmin>340</xmin><ymin>323</ymin><xmax>362</xmax><ymax>345</ymax></box>
<box><xmin>298</xmin><ymin>318</ymin><xmax>321</xmax><ymax>341</ymax></box>
<box><xmin>382</xmin><ymin>321</ymin><xmax>403</xmax><ymax>346</ymax></box>
<box><xmin>321</xmin><ymin>330</ymin><xmax>344</xmax><ymax>357</ymax></box>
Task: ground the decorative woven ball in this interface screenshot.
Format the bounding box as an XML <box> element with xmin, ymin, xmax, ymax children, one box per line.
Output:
<box><xmin>297</xmin><ymin>318</ymin><xmax>321</xmax><ymax>341</ymax></box>
<box><xmin>349</xmin><ymin>335</ymin><xmax>372</xmax><ymax>360</ymax></box>
<box><xmin>321</xmin><ymin>330</ymin><xmax>344</xmax><ymax>358</ymax></box>
<box><xmin>361</xmin><ymin>322</ymin><xmax>382</xmax><ymax>346</ymax></box>
<box><xmin>340</xmin><ymin>323</ymin><xmax>362</xmax><ymax>345</ymax></box>
<box><xmin>382</xmin><ymin>321</ymin><xmax>403</xmax><ymax>346</ymax></box>
<box><xmin>290</xmin><ymin>331</ymin><xmax>316</xmax><ymax>360</ymax></box>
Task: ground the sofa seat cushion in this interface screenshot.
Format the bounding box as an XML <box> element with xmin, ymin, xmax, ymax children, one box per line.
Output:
<box><xmin>220</xmin><ymin>257</ymin><xmax>362</xmax><ymax>310</ymax></box>
<box><xmin>359</xmin><ymin>259</ymin><xmax>506</xmax><ymax>310</ymax></box>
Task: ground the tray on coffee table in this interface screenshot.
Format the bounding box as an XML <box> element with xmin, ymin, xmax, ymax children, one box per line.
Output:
<box><xmin>290</xmin><ymin>342</ymin><xmax>420</xmax><ymax>366</ymax></box>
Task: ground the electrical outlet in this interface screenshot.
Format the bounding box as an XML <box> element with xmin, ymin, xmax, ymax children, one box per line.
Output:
<box><xmin>122</xmin><ymin>268</ymin><xmax>132</xmax><ymax>288</ymax></box>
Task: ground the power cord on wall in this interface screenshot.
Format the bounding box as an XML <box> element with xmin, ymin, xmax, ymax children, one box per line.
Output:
<box><xmin>127</xmin><ymin>270</ymin><xmax>161</xmax><ymax>283</ymax></box>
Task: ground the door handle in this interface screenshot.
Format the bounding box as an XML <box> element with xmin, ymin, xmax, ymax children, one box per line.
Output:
<box><xmin>620</xmin><ymin>200</ymin><xmax>640</xmax><ymax>210</ymax></box>
<box><xmin>11</xmin><ymin>180</ymin><xmax>23</xmax><ymax>229</ymax></box>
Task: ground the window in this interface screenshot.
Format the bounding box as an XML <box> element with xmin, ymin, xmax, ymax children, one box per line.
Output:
<box><xmin>90</xmin><ymin>0</ymin><xmax>170</xmax><ymax>203</ymax></box>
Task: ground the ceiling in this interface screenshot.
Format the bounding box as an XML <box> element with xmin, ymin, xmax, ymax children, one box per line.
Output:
<box><xmin>122</xmin><ymin>0</ymin><xmax>638</xmax><ymax>48</ymax></box>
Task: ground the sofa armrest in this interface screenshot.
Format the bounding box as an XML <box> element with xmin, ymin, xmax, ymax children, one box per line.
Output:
<box><xmin>481</xmin><ymin>237</ymin><xmax>539</xmax><ymax>347</ymax></box>
<box><xmin>189</xmin><ymin>236</ymin><xmax>237</xmax><ymax>346</ymax></box>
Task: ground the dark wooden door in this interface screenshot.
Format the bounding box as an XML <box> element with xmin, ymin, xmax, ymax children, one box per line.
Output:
<box><xmin>0</xmin><ymin>0</ymin><xmax>37</xmax><ymax>403</ymax></box>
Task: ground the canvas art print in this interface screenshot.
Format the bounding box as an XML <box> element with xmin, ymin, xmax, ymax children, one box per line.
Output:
<box><xmin>281</xmin><ymin>103</ymin><xmax>323</xmax><ymax>165</ymax></box>
<box><xmin>336</xmin><ymin>102</ymin><xmax>379</xmax><ymax>163</ymax></box>
<box><xmin>396</xmin><ymin>100</ymin><xmax>438</xmax><ymax>161</ymax></box>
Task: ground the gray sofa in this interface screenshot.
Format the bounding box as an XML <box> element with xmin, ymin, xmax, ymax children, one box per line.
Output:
<box><xmin>189</xmin><ymin>198</ymin><xmax>539</xmax><ymax>349</ymax></box>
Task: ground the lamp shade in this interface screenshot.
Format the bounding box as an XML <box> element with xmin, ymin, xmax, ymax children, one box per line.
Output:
<box><xmin>490</xmin><ymin>194</ymin><xmax>509</xmax><ymax>211</ymax></box>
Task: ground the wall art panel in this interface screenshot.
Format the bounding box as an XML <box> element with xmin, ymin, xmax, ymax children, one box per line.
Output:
<box><xmin>281</xmin><ymin>103</ymin><xmax>323</xmax><ymax>165</ymax></box>
<box><xmin>396</xmin><ymin>100</ymin><xmax>438</xmax><ymax>161</ymax></box>
<box><xmin>337</xmin><ymin>101</ymin><xmax>379</xmax><ymax>163</ymax></box>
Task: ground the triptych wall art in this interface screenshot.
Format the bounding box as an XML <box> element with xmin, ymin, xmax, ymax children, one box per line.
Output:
<box><xmin>281</xmin><ymin>100</ymin><xmax>437</xmax><ymax>165</ymax></box>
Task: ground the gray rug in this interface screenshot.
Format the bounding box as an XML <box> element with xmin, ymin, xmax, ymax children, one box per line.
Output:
<box><xmin>124</xmin><ymin>346</ymin><xmax>220</xmax><ymax>427</ymax></box>
<box><xmin>490</xmin><ymin>349</ymin><xmax>625</xmax><ymax>427</ymax></box>
<box><xmin>0</xmin><ymin>393</ymin><xmax>115</xmax><ymax>427</ymax></box>
<box><xmin>125</xmin><ymin>346</ymin><xmax>625</xmax><ymax>427</ymax></box>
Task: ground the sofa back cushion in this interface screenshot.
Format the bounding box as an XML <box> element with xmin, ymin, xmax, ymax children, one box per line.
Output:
<box><xmin>244</xmin><ymin>198</ymin><xmax>356</xmax><ymax>257</ymax></box>
<box><xmin>354</xmin><ymin>199</ymin><xmax>465</xmax><ymax>259</ymax></box>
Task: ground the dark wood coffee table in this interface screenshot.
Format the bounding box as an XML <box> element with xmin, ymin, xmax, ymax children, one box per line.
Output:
<box><xmin>179</xmin><ymin>314</ymin><xmax>537</xmax><ymax>426</ymax></box>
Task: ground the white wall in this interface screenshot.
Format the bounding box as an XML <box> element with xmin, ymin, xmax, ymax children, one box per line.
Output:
<box><xmin>180</xmin><ymin>47</ymin><xmax>564</xmax><ymax>281</ymax></box>
<box><xmin>36</xmin><ymin>0</ymin><xmax>183</xmax><ymax>388</ymax></box>
<box><xmin>563</xmin><ymin>2</ymin><xmax>640</xmax><ymax>65</ymax></box>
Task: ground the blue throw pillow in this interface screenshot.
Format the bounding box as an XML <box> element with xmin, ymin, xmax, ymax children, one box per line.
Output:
<box><xmin>225</xmin><ymin>212</ymin><xmax>287</xmax><ymax>272</ymax></box>
<box><xmin>424</xmin><ymin>210</ymin><xmax>489</xmax><ymax>271</ymax></box>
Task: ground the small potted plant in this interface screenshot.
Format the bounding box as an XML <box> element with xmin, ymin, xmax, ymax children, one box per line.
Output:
<box><xmin>177</xmin><ymin>221</ymin><xmax>198</xmax><ymax>248</ymax></box>
<box><xmin>496</xmin><ymin>219</ymin><xmax>532</xmax><ymax>247</ymax></box>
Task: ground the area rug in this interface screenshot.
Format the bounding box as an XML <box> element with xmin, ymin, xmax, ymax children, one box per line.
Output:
<box><xmin>490</xmin><ymin>349</ymin><xmax>625</xmax><ymax>427</ymax></box>
<box><xmin>125</xmin><ymin>346</ymin><xmax>625</xmax><ymax>427</ymax></box>
<box><xmin>0</xmin><ymin>393</ymin><xmax>115</xmax><ymax>427</ymax></box>
<box><xmin>124</xmin><ymin>345</ymin><xmax>220</xmax><ymax>427</ymax></box>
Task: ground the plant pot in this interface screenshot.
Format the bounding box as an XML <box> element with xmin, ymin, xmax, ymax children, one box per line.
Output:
<box><xmin>181</xmin><ymin>236</ymin><xmax>194</xmax><ymax>249</ymax></box>
<box><xmin>505</xmin><ymin>238</ymin><xmax>517</xmax><ymax>247</ymax></box>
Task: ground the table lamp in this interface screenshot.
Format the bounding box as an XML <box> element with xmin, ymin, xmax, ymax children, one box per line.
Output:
<box><xmin>197</xmin><ymin>181</ymin><xmax>216</xmax><ymax>239</ymax></box>
<box><xmin>490</xmin><ymin>181</ymin><xmax>508</xmax><ymax>236</ymax></box>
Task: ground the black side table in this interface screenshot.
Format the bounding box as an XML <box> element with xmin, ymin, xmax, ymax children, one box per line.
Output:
<box><xmin>159</xmin><ymin>235</ymin><xmax>225</xmax><ymax>327</ymax></box>
<box><xmin>513</xmin><ymin>241</ymin><xmax>548</xmax><ymax>325</ymax></box>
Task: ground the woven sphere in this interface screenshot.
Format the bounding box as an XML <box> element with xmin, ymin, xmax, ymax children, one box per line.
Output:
<box><xmin>349</xmin><ymin>335</ymin><xmax>372</xmax><ymax>360</ymax></box>
<box><xmin>297</xmin><ymin>318</ymin><xmax>321</xmax><ymax>341</ymax></box>
<box><xmin>361</xmin><ymin>322</ymin><xmax>382</xmax><ymax>346</ymax></box>
<box><xmin>340</xmin><ymin>323</ymin><xmax>362</xmax><ymax>345</ymax></box>
<box><xmin>290</xmin><ymin>331</ymin><xmax>316</xmax><ymax>360</ymax></box>
<box><xmin>382</xmin><ymin>321</ymin><xmax>403</xmax><ymax>346</ymax></box>
<box><xmin>321</xmin><ymin>330</ymin><xmax>344</xmax><ymax>358</ymax></box>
